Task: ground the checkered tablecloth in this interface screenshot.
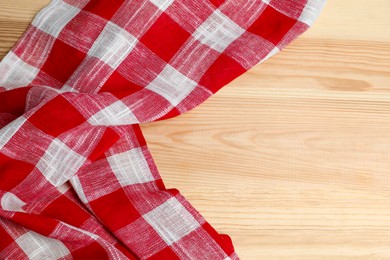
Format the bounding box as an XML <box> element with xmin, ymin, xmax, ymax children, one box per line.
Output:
<box><xmin>0</xmin><ymin>0</ymin><xmax>325</xmax><ymax>258</ymax></box>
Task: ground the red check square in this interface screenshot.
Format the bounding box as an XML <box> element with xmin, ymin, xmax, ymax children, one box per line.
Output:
<box><xmin>71</xmin><ymin>241</ymin><xmax>109</xmax><ymax>259</ymax></box>
<box><xmin>199</xmin><ymin>53</ymin><xmax>246</xmax><ymax>93</ymax></box>
<box><xmin>89</xmin><ymin>188</ymin><xmax>141</xmax><ymax>231</ymax></box>
<box><xmin>28</xmin><ymin>95</ymin><xmax>86</xmax><ymax>137</ymax></box>
<box><xmin>99</xmin><ymin>71</ymin><xmax>144</xmax><ymax>99</ymax></box>
<box><xmin>41</xmin><ymin>40</ymin><xmax>86</xmax><ymax>84</ymax></box>
<box><xmin>42</xmin><ymin>195</ymin><xmax>90</xmax><ymax>228</ymax></box>
<box><xmin>247</xmin><ymin>5</ymin><xmax>296</xmax><ymax>45</ymax></box>
<box><xmin>141</xmin><ymin>12</ymin><xmax>191</xmax><ymax>63</ymax></box>
<box><xmin>0</xmin><ymin>87</ymin><xmax>30</xmax><ymax>117</ymax></box>
<box><xmin>12</xmin><ymin>213</ymin><xmax>58</xmax><ymax>237</ymax></box>
<box><xmin>209</xmin><ymin>0</ymin><xmax>225</xmax><ymax>8</ymax></box>
<box><xmin>0</xmin><ymin>224</ymin><xmax>14</xmax><ymax>252</ymax></box>
<box><xmin>83</xmin><ymin>0</ymin><xmax>125</xmax><ymax>20</ymax></box>
<box><xmin>0</xmin><ymin>153</ymin><xmax>34</xmax><ymax>191</ymax></box>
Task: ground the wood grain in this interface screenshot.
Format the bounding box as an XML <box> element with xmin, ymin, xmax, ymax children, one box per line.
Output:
<box><xmin>1</xmin><ymin>0</ymin><xmax>390</xmax><ymax>259</ymax></box>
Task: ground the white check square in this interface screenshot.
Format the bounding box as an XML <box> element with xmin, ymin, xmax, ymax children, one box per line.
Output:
<box><xmin>193</xmin><ymin>10</ymin><xmax>245</xmax><ymax>53</ymax></box>
<box><xmin>88</xmin><ymin>21</ymin><xmax>138</xmax><ymax>69</ymax></box>
<box><xmin>0</xmin><ymin>52</ymin><xmax>39</xmax><ymax>89</ymax></box>
<box><xmin>107</xmin><ymin>147</ymin><xmax>155</xmax><ymax>186</ymax></box>
<box><xmin>15</xmin><ymin>231</ymin><xmax>70</xmax><ymax>259</ymax></box>
<box><xmin>32</xmin><ymin>0</ymin><xmax>81</xmax><ymax>38</ymax></box>
<box><xmin>146</xmin><ymin>65</ymin><xmax>197</xmax><ymax>106</ymax></box>
<box><xmin>36</xmin><ymin>139</ymin><xmax>87</xmax><ymax>187</ymax></box>
<box><xmin>143</xmin><ymin>197</ymin><xmax>201</xmax><ymax>245</ymax></box>
<box><xmin>0</xmin><ymin>116</ymin><xmax>27</xmax><ymax>149</ymax></box>
<box><xmin>88</xmin><ymin>100</ymin><xmax>139</xmax><ymax>125</ymax></box>
<box><xmin>149</xmin><ymin>0</ymin><xmax>174</xmax><ymax>11</ymax></box>
<box><xmin>299</xmin><ymin>0</ymin><xmax>326</xmax><ymax>26</ymax></box>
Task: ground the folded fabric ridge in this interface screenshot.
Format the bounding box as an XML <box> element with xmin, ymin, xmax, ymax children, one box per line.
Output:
<box><xmin>0</xmin><ymin>0</ymin><xmax>326</xmax><ymax>259</ymax></box>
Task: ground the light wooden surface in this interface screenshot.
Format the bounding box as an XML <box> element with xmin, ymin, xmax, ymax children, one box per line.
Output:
<box><xmin>1</xmin><ymin>1</ymin><xmax>390</xmax><ymax>259</ymax></box>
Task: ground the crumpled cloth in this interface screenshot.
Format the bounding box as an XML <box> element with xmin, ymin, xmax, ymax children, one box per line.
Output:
<box><xmin>0</xmin><ymin>0</ymin><xmax>326</xmax><ymax>259</ymax></box>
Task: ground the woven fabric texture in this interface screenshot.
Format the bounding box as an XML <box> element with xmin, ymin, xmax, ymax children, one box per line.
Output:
<box><xmin>0</xmin><ymin>0</ymin><xmax>325</xmax><ymax>259</ymax></box>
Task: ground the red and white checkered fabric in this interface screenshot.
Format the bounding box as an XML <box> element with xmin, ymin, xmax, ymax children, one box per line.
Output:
<box><xmin>0</xmin><ymin>0</ymin><xmax>325</xmax><ymax>258</ymax></box>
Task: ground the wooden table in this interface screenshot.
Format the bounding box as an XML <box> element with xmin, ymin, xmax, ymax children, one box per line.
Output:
<box><xmin>1</xmin><ymin>1</ymin><xmax>390</xmax><ymax>259</ymax></box>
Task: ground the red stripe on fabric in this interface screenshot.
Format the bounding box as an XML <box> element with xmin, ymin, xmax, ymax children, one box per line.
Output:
<box><xmin>148</xmin><ymin>246</ymin><xmax>179</xmax><ymax>260</ymax></box>
<box><xmin>12</xmin><ymin>27</ymin><xmax>56</xmax><ymax>69</ymax></box>
<box><xmin>59</xmin><ymin>11</ymin><xmax>107</xmax><ymax>52</ymax></box>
